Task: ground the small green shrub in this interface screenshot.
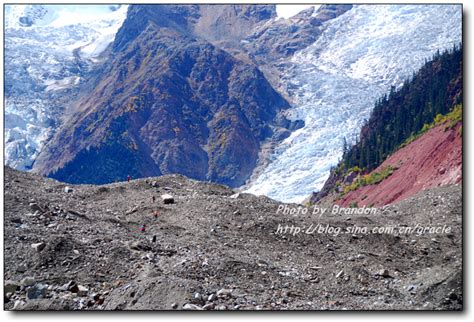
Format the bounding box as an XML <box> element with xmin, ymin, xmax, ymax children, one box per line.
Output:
<box><xmin>341</xmin><ymin>165</ymin><xmax>396</xmax><ymax>195</ymax></box>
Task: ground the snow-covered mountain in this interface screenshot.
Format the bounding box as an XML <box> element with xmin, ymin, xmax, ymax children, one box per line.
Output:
<box><xmin>4</xmin><ymin>5</ymin><xmax>127</xmax><ymax>170</ymax></box>
<box><xmin>245</xmin><ymin>5</ymin><xmax>462</xmax><ymax>203</ymax></box>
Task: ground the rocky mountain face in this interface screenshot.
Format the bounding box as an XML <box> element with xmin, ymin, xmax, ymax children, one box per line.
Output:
<box><xmin>3</xmin><ymin>166</ymin><xmax>462</xmax><ymax>310</ymax></box>
<box><xmin>32</xmin><ymin>4</ymin><xmax>314</xmax><ymax>187</ymax></box>
<box><xmin>243</xmin><ymin>5</ymin><xmax>353</xmax><ymax>63</ymax></box>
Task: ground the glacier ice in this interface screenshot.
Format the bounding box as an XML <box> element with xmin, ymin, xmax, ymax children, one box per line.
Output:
<box><xmin>4</xmin><ymin>4</ymin><xmax>128</xmax><ymax>170</ymax></box>
<box><xmin>245</xmin><ymin>5</ymin><xmax>462</xmax><ymax>203</ymax></box>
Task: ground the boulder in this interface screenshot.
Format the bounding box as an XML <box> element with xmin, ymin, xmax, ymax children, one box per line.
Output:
<box><xmin>216</xmin><ymin>288</ymin><xmax>232</xmax><ymax>297</ymax></box>
<box><xmin>183</xmin><ymin>303</ymin><xmax>203</xmax><ymax>310</ymax></box>
<box><xmin>11</xmin><ymin>217</ymin><xmax>22</xmax><ymax>224</ymax></box>
<box><xmin>92</xmin><ymin>293</ymin><xmax>105</xmax><ymax>305</ymax></box>
<box><xmin>193</xmin><ymin>292</ymin><xmax>202</xmax><ymax>302</ymax></box>
<box><xmin>4</xmin><ymin>281</ymin><xmax>19</xmax><ymax>294</ymax></box>
<box><xmin>29</xmin><ymin>202</ymin><xmax>43</xmax><ymax>212</ymax></box>
<box><xmin>64</xmin><ymin>186</ymin><xmax>73</xmax><ymax>193</ymax></box>
<box><xmin>31</xmin><ymin>242</ymin><xmax>46</xmax><ymax>252</ymax></box>
<box><xmin>77</xmin><ymin>285</ymin><xmax>89</xmax><ymax>297</ymax></box>
<box><xmin>61</xmin><ymin>280</ymin><xmax>79</xmax><ymax>292</ymax></box>
<box><xmin>161</xmin><ymin>194</ymin><xmax>174</xmax><ymax>204</ymax></box>
<box><xmin>16</xmin><ymin>264</ymin><xmax>28</xmax><ymax>273</ymax></box>
<box><xmin>20</xmin><ymin>277</ymin><xmax>36</xmax><ymax>287</ymax></box>
<box><xmin>203</xmin><ymin>303</ymin><xmax>215</xmax><ymax>310</ymax></box>
<box><xmin>129</xmin><ymin>241</ymin><xmax>151</xmax><ymax>251</ymax></box>
<box><xmin>13</xmin><ymin>300</ymin><xmax>25</xmax><ymax>310</ymax></box>
<box><xmin>26</xmin><ymin>283</ymin><xmax>47</xmax><ymax>300</ymax></box>
<box><xmin>208</xmin><ymin>293</ymin><xmax>217</xmax><ymax>302</ymax></box>
<box><xmin>378</xmin><ymin>269</ymin><xmax>391</xmax><ymax>278</ymax></box>
<box><xmin>96</xmin><ymin>296</ymin><xmax>105</xmax><ymax>305</ymax></box>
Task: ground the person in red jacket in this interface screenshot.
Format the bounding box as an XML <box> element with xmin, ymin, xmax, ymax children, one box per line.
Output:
<box><xmin>140</xmin><ymin>224</ymin><xmax>146</xmax><ymax>232</ymax></box>
<box><xmin>127</xmin><ymin>175</ymin><xmax>132</xmax><ymax>182</ymax></box>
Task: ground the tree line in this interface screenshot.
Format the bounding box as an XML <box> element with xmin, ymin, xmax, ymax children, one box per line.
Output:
<box><xmin>341</xmin><ymin>44</ymin><xmax>462</xmax><ymax>172</ymax></box>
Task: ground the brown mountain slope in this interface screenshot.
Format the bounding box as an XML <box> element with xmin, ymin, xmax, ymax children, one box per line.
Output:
<box><xmin>32</xmin><ymin>5</ymin><xmax>301</xmax><ymax>187</ymax></box>
<box><xmin>337</xmin><ymin>122</ymin><xmax>462</xmax><ymax>207</ymax></box>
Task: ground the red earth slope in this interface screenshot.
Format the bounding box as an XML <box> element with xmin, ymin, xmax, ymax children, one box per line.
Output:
<box><xmin>338</xmin><ymin>122</ymin><xmax>462</xmax><ymax>207</ymax></box>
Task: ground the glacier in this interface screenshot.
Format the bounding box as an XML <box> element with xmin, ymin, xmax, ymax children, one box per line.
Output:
<box><xmin>245</xmin><ymin>5</ymin><xmax>462</xmax><ymax>203</ymax></box>
<box><xmin>4</xmin><ymin>4</ymin><xmax>127</xmax><ymax>170</ymax></box>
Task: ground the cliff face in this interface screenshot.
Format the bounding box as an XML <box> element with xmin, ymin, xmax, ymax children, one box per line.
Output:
<box><xmin>337</xmin><ymin>121</ymin><xmax>462</xmax><ymax>207</ymax></box>
<box><xmin>33</xmin><ymin>5</ymin><xmax>300</xmax><ymax>186</ymax></box>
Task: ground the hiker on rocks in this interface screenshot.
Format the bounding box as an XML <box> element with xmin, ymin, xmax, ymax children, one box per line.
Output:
<box><xmin>140</xmin><ymin>224</ymin><xmax>146</xmax><ymax>232</ymax></box>
<box><xmin>152</xmin><ymin>196</ymin><xmax>156</xmax><ymax>203</ymax></box>
<box><xmin>154</xmin><ymin>210</ymin><xmax>159</xmax><ymax>218</ymax></box>
<box><xmin>127</xmin><ymin>175</ymin><xmax>132</xmax><ymax>182</ymax></box>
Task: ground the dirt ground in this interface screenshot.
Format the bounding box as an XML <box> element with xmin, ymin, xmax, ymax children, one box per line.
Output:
<box><xmin>3</xmin><ymin>166</ymin><xmax>462</xmax><ymax>310</ymax></box>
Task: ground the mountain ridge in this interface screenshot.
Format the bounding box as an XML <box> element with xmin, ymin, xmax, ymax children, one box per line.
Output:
<box><xmin>33</xmin><ymin>4</ymin><xmax>302</xmax><ymax>187</ymax></box>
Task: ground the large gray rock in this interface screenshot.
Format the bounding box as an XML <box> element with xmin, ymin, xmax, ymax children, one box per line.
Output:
<box><xmin>128</xmin><ymin>241</ymin><xmax>151</xmax><ymax>251</ymax></box>
<box><xmin>77</xmin><ymin>285</ymin><xmax>89</xmax><ymax>297</ymax></box>
<box><xmin>29</xmin><ymin>202</ymin><xmax>43</xmax><ymax>212</ymax></box>
<box><xmin>183</xmin><ymin>303</ymin><xmax>203</xmax><ymax>310</ymax></box>
<box><xmin>161</xmin><ymin>194</ymin><xmax>174</xmax><ymax>204</ymax></box>
<box><xmin>4</xmin><ymin>280</ymin><xmax>19</xmax><ymax>294</ymax></box>
<box><xmin>20</xmin><ymin>277</ymin><xmax>36</xmax><ymax>287</ymax></box>
<box><xmin>216</xmin><ymin>288</ymin><xmax>233</xmax><ymax>297</ymax></box>
<box><xmin>378</xmin><ymin>269</ymin><xmax>391</xmax><ymax>278</ymax></box>
<box><xmin>26</xmin><ymin>283</ymin><xmax>47</xmax><ymax>300</ymax></box>
<box><xmin>31</xmin><ymin>242</ymin><xmax>46</xmax><ymax>252</ymax></box>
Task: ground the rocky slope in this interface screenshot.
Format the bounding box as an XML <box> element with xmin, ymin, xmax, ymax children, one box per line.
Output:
<box><xmin>4</xmin><ymin>166</ymin><xmax>462</xmax><ymax>310</ymax></box>
<box><xmin>32</xmin><ymin>4</ymin><xmax>303</xmax><ymax>187</ymax></box>
<box><xmin>337</xmin><ymin>121</ymin><xmax>462</xmax><ymax>207</ymax></box>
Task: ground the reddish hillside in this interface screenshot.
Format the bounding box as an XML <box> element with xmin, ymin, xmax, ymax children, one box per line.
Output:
<box><xmin>338</xmin><ymin>122</ymin><xmax>462</xmax><ymax>207</ymax></box>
